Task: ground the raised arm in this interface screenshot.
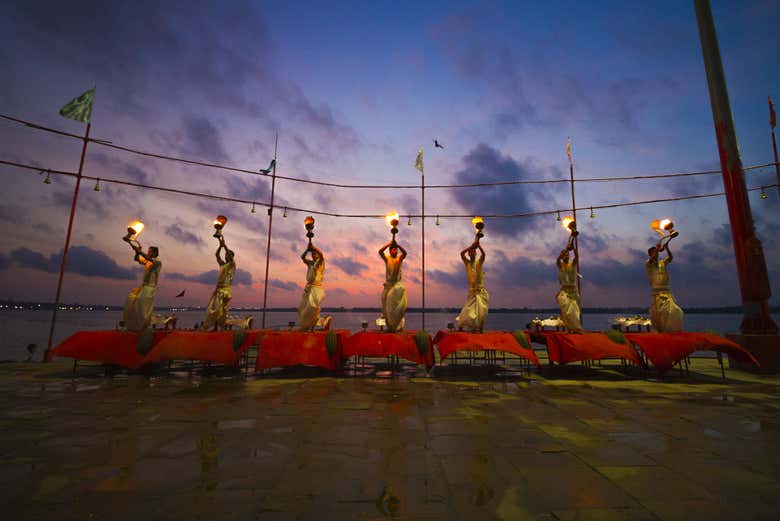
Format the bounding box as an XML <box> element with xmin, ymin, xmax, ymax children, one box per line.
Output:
<box><xmin>664</xmin><ymin>242</ymin><xmax>673</xmax><ymax>263</ymax></box>
<box><xmin>476</xmin><ymin>243</ymin><xmax>485</xmax><ymax>262</ymax></box>
<box><xmin>397</xmin><ymin>243</ymin><xmax>408</xmax><ymax>261</ymax></box>
<box><xmin>378</xmin><ymin>241</ymin><xmax>391</xmax><ymax>261</ymax></box>
<box><xmin>215</xmin><ymin>240</ymin><xmax>226</xmax><ymax>266</ymax></box>
<box><xmin>310</xmin><ymin>244</ymin><xmax>324</xmax><ymax>266</ymax></box>
<box><xmin>460</xmin><ymin>244</ymin><xmax>471</xmax><ymax>262</ymax></box>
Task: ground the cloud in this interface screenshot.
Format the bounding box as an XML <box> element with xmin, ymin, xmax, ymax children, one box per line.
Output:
<box><xmin>90</xmin><ymin>153</ymin><xmax>152</xmax><ymax>184</ymax></box>
<box><xmin>6</xmin><ymin>245</ymin><xmax>136</xmax><ymax>280</ymax></box>
<box><xmin>167</xmin><ymin>267</ymin><xmax>253</xmax><ymax>286</ymax></box>
<box><xmin>332</xmin><ymin>256</ymin><xmax>369</xmax><ymax>276</ymax></box>
<box><xmin>450</xmin><ymin>144</ymin><xmax>559</xmax><ymax>237</ymax></box>
<box><xmin>0</xmin><ymin>252</ymin><xmax>10</xmax><ymax>270</ymax></box>
<box><xmin>269</xmin><ymin>278</ymin><xmax>298</xmax><ymax>291</ymax></box>
<box><xmin>165</xmin><ymin>223</ymin><xmax>205</xmax><ymax>247</ymax></box>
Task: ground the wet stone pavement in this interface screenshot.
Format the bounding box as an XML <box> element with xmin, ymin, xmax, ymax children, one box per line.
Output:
<box><xmin>1</xmin><ymin>359</ymin><xmax>780</xmax><ymax>520</ymax></box>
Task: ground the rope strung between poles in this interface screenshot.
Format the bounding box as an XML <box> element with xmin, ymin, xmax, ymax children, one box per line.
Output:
<box><xmin>2</xmin><ymin>158</ymin><xmax>776</xmax><ymax>220</ymax></box>
<box><xmin>2</xmin><ymin>112</ymin><xmax>777</xmax><ymax>190</ymax></box>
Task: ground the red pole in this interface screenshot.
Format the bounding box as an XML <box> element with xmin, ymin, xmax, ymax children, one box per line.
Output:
<box><xmin>421</xmin><ymin>171</ymin><xmax>426</xmax><ymax>331</ymax></box>
<box><xmin>568</xmin><ymin>157</ymin><xmax>581</xmax><ymax>296</ymax></box>
<box><xmin>44</xmin><ymin>123</ymin><xmax>91</xmax><ymax>361</ymax></box>
<box><xmin>694</xmin><ymin>0</ymin><xmax>777</xmax><ymax>334</ymax></box>
<box><xmin>261</xmin><ymin>133</ymin><xmax>278</xmax><ymax>329</ymax></box>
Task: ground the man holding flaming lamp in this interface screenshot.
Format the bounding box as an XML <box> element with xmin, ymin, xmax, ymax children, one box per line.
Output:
<box><xmin>121</xmin><ymin>221</ymin><xmax>162</xmax><ymax>331</ymax></box>
<box><xmin>646</xmin><ymin>219</ymin><xmax>684</xmax><ymax>332</ymax></box>
<box><xmin>296</xmin><ymin>216</ymin><xmax>329</xmax><ymax>330</ymax></box>
<box><xmin>556</xmin><ymin>217</ymin><xmax>584</xmax><ymax>333</ymax></box>
<box><xmin>455</xmin><ymin>217</ymin><xmax>489</xmax><ymax>332</ymax></box>
<box><xmin>202</xmin><ymin>215</ymin><xmax>236</xmax><ymax>331</ymax></box>
<box><xmin>378</xmin><ymin>212</ymin><xmax>408</xmax><ymax>332</ymax></box>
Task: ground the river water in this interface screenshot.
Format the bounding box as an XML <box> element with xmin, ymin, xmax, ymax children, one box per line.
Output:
<box><xmin>1</xmin><ymin>309</ymin><xmax>774</xmax><ymax>361</ymax></box>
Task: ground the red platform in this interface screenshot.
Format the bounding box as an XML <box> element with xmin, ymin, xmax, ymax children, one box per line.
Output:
<box><xmin>144</xmin><ymin>329</ymin><xmax>263</xmax><ymax>366</ymax></box>
<box><xmin>342</xmin><ymin>331</ymin><xmax>434</xmax><ymax>370</ymax></box>
<box><xmin>255</xmin><ymin>330</ymin><xmax>350</xmax><ymax>371</ymax></box>
<box><xmin>625</xmin><ymin>332</ymin><xmax>760</xmax><ymax>375</ymax></box>
<box><xmin>543</xmin><ymin>332</ymin><xmax>643</xmax><ymax>366</ymax></box>
<box><xmin>433</xmin><ymin>331</ymin><xmax>540</xmax><ymax>367</ymax></box>
<box><xmin>47</xmin><ymin>329</ymin><xmax>264</xmax><ymax>369</ymax></box>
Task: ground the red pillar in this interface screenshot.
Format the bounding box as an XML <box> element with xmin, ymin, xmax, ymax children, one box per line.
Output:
<box><xmin>694</xmin><ymin>0</ymin><xmax>777</xmax><ymax>335</ymax></box>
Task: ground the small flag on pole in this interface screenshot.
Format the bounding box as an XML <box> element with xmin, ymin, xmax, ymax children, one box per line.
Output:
<box><xmin>566</xmin><ymin>137</ymin><xmax>572</xmax><ymax>166</ymax></box>
<box><xmin>414</xmin><ymin>148</ymin><xmax>424</xmax><ymax>174</ymax></box>
<box><xmin>770</xmin><ymin>96</ymin><xmax>776</xmax><ymax>130</ymax></box>
<box><xmin>260</xmin><ymin>159</ymin><xmax>275</xmax><ymax>174</ymax></box>
<box><xmin>59</xmin><ymin>88</ymin><xmax>95</xmax><ymax>123</ymax></box>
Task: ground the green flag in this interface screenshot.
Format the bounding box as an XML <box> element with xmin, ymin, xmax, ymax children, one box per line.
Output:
<box><xmin>414</xmin><ymin>148</ymin><xmax>424</xmax><ymax>174</ymax></box>
<box><xmin>59</xmin><ymin>88</ymin><xmax>95</xmax><ymax>123</ymax></box>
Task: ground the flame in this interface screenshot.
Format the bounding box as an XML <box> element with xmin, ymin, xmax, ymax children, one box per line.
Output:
<box><xmin>561</xmin><ymin>216</ymin><xmax>574</xmax><ymax>233</ymax></box>
<box><xmin>651</xmin><ymin>218</ymin><xmax>673</xmax><ymax>233</ymax></box>
<box><xmin>385</xmin><ymin>212</ymin><xmax>400</xmax><ymax>226</ymax></box>
<box><xmin>304</xmin><ymin>216</ymin><xmax>315</xmax><ymax>226</ymax></box>
<box><xmin>471</xmin><ymin>216</ymin><xmax>484</xmax><ymax>226</ymax></box>
<box><xmin>129</xmin><ymin>221</ymin><xmax>144</xmax><ymax>237</ymax></box>
<box><xmin>214</xmin><ymin>215</ymin><xmax>228</xmax><ymax>227</ymax></box>
<box><xmin>659</xmin><ymin>218</ymin><xmax>672</xmax><ymax>230</ymax></box>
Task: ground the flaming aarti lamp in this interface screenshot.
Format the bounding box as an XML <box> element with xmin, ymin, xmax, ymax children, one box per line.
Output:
<box><xmin>472</xmin><ymin>216</ymin><xmax>485</xmax><ymax>242</ymax></box>
<box><xmin>651</xmin><ymin>218</ymin><xmax>678</xmax><ymax>239</ymax></box>
<box><xmin>386</xmin><ymin>212</ymin><xmax>400</xmax><ymax>243</ymax></box>
<box><xmin>561</xmin><ymin>216</ymin><xmax>578</xmax><ymax>237</ymax></box>
<box><xmin>304</xmin><ymin>215</ymin><xmax>316</xmax><ymax>245</ymax></box>
<box><xmin>123</xmin><ymin>220</ymin><xmax>145</xmax><ymax>248</ymax></box>
<box><xmin>213</xmin><ymin>215</ymin><xmax>228</xmax><ymax>239</ymax></box>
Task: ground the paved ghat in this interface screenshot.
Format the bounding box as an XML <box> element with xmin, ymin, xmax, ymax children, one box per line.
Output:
<box><xmin>1</xmin><ymin>360</ymin><xmax>779</xmax><ymax>520</ymax></box>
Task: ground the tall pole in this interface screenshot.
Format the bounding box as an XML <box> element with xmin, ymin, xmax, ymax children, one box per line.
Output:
<box><xmin>568</xmin><ymin>142</ymin><xmax>581</xmax><ymax>295</ymax></box>
<box><xmin>770</xmin><ymin>98</ymin><xmax>780</xmax><ymax>196</ymax></box>
<box><xmin>421</xmin><ymin>171</ymin><xmax>426</xmax><ymax>331</ymax></box>
<box><xmin>694</xmin><ymin>0</ymin><xmax>777</xmax><ymax>334</ymax></box>
<box><xmin>261</xmin><ymin>133</ymin><xmax>278</xmax><ymax>329</ymax></box>
<box><xmin>44</xmin><ymin>123</ymin><xmax>91</xmax><ymax>361</ymax></box>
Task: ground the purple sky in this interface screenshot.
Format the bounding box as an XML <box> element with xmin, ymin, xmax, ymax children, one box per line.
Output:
<box><xmin>0</xmin><ymin>0</ymin><xmax>778</xmax><ymax>309</ymax></box>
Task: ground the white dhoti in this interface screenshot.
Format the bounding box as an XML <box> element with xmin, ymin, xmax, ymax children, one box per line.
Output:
<box><xmin>202</xmin><ymin>286</ymin><xmax>232</xmax><ymax>330</ymax></box>
<box><xmin>650</xmin><ymin>292</ymin><xmax>684</xmax><ymax>332</ymax></box>
<box><xmin>123</xmin><ymin>284</ymin><xmax>157</xmax><ymax>332</ymax></box>
<box><xmin>556</xmin><ymin>288</ymin><xmax>583</xmax><ymax>332</ymax></box>
<box><xmin>297</xmin><ymin>284</ymin><xmax>324</xmax><ymax>330</ymax></box>
<box><xmin>455</xmin><ymin>287</ymin><xmax>489</xmax><ymax>331</ymax></box>
<box><xmin>382</xmin><ymin>282</ymin><xmax>407</xmax><ymax>332</ymax></box>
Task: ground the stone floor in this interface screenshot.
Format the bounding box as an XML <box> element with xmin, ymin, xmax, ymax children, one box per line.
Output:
<box><xmin>1</xmin><ymin>358</ymin><xmax>779</xmax><ymax>520</ymax></box>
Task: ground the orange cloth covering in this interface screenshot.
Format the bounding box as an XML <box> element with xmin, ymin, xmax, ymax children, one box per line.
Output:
<box><xmin>255</xmin><ymin>330</ymin><xmax>350</xmax><ymax>371</ymax></box>
<box><xmin>543</xmin><ymin>332</ymin><xmax>643</xmax><ymax>366</ymax></box>
<box><xmin>433</xmin><ymin>330</ymin><xmax>540</xmax><ymax>367</ymax></box>
<box><xmin>624</xmin><ymin>332</ymin><xmax>759</xmax><ymax>375</ymax></box>
<box><xmin>342</xmin><ymin>331</ymin><xmax>434</xmax><ymax>370</ymax></box>
<box><xmin>143</xmin><ymin>329</ymin><xmax>263</xmax><ymax>366</ymax></box>
<box><xmin>45</xmin><ymin>330</ymin><xmax>168</xmax><ymax>369</ymax></box>
<box><xmin>46</xmin><ymin>329</ymin><xmax>264</xmax><ymax>369</ymax></box>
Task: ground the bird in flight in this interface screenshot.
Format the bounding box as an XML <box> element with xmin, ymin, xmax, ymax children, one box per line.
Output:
<box><xmin>434</xmin><ymin>139</ymin><xmax>445</xmax><ymax>149</ymax></box>
<box><xmin>175</xmin><ymin>289</ymin><xmax>186</xmax><ymax>298</ymax></box>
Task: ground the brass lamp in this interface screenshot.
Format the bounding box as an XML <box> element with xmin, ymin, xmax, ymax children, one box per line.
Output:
<box><xmin>386</xmin><ymin>212</ymin><xmax>400</xmax><ymax>243</ymax></box>
<box><xmin>304</xmin><ymin>216</ymin><xmax>316</xmax><ymax>244</ymax></box>
<box><xmin>472</xmin><ymin>216</ymin><xmax>485</xmax><ymax>242</ymax></box>
<box><xmin>561</xmin><ymin>216</ymin><xmax>578</xmax><ymax>237</ymax></box>
<box><xmin>651</xmin><ymin>218</ymin><xmax>678</xmax><ymax>239</ymax></box>
<box><xmin>213</xmin><ymin>215</ymin><xmax>228</xmax><ymax>238</ymax></box>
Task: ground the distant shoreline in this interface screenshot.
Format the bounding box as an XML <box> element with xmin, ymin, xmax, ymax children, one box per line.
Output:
<box><xmin>1</xmin><ymin>300</ymin><xmax>777</xmax><ymax>315</ymax></box>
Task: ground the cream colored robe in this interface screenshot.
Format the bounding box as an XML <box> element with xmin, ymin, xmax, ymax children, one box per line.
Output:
<box><xmin>202</xmin><ymin>260</ymin><xmax>236</xmax><ymax>330</ymax></box>
<box><xmin>646</xmin><ymin>259</ymin><xmax>684</xmax><ymax>332</ymax></box>
<box><xmin>381</xmin><ymin>255</ymin><xmax>406</xmax><ymax>332</ymax></box>
<box><xmin>556</xmin><ymin>260</ymin><xmax>583</xmax><ymax>332</ymax></box>
<box><xmin>123</xmin><ymin>259</ymin><xmax>161</xmax><ymax>332</ymax></box>
<box><xmin>297</xmin><ymin>258</ymin><xmax>325</xmax><ymax>330</ymax></box>
<box><xmin>455</xmin><ymin>256</ymin><xmax>489</xmax><ymax>331</ymax></box>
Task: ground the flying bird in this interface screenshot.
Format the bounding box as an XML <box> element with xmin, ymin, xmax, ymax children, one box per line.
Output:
<box><xmin>434</xmin><ymin>139</ymin><xmax>444</xmax><ymax>149</ymax></box>
<box><xmin>175</xmin><ymin>289</ymin><xmax>186</xmax><ymax>298</ymax></box>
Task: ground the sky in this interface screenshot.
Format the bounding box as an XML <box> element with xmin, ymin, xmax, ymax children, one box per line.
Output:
<box><xmin>0</xmin><ymin>0</ymin><xmax>778</xmax><ymax>310</ymax></box>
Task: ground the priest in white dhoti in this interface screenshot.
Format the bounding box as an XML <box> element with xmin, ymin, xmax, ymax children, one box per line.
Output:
<box><xmin>379</xmin><ymin>240</ymin><xmax>407</xmax><ymax>332</ymax></box>
<box><xmin>122</xmin><ymin>244</ymin><xmax>161</xmax><ymax>332</ymax></box>
<box><xmin>646</xmin><ymin>239</ymin><xmax>684</xmax><ymax>332</ymax></box>
<box><xmin>455</xmin><ymin>241</ymin><xmax>489</xmax><ymax>332</ymax></box>
<box><xmin>202</xmin><ymin>237</ymin><xmax>236</xmax><ymax>331</ymax></box>
<box><xmin>297</xmin><ymin>244</ymin><xmax>325</xmax><ymax>330</ymax></box>
<box><xmin>556</xmin><ymin>242</ymin><xmax>583</xmax><ymax>333</ymax></box>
